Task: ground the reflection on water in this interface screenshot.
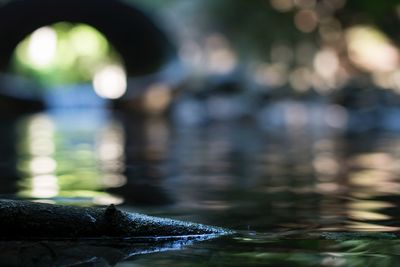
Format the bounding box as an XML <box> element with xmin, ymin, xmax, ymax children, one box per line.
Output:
<box><xmin>16</xmin><ymin>111</ymin><xmax>125</xmax><ymax>205</ymax></box>
<box><xmin>3</xmin><ymin>107</ymin><xmax>400</xmax><ymax>265</ymax></box>
<box><xmin>0</xmin><ymin>235</ymin><xmax>219</xmax><ymax>266</ymax></box>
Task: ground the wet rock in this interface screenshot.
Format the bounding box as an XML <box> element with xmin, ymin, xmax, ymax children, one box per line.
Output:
<box><xmin>0</xmin><ymin>199</ymin><xmax>231</xmax><ymax>239</ymax></box>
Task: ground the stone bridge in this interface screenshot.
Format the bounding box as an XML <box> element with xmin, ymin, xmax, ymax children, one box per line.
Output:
<box><xmin>0</xmin><ymin>0</ymin><xmax>173</xmax><ymax>76</ymax></box>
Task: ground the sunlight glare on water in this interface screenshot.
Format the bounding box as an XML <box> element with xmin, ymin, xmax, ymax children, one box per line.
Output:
<box><xmin>15</xmin><ymin>112</ymin><xmax>125</xmax><ymax>205</ymax></box>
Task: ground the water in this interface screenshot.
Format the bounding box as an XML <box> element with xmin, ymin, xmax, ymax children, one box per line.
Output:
<box><xmin>2</xmin><ymin>104</ymin><xmax>400</xmax><ymax>266</ymax></box>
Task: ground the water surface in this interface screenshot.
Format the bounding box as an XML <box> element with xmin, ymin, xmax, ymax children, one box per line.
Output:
<box><xmin>2</xmin><ymin>106</ymin><xmax>400</xmax><ymax>266</ymax></box>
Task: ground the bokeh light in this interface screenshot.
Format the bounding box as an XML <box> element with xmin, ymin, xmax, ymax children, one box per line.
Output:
<box><xmin>26</xmin><ymin>27</ymin><xmax>58</xmax><ymax>68</ymax></box>
<box><xmin>294</xmin><ymin>9</ymin><xmax>318</xmax><ymax>33</ymax></box>
<box><xmin>12</xmin><ymin>22</ymin><xmax>126</xmax><ymax>99</ymax></box>
<box><xmin>92</xmin><ymin>65</ymin><xmax>127</xmax><ymax>99</ymax></box>
<box><xmin>345</xmin><ymin>26</ymin><xmax>399</xmax><ymax>73</ymax></box>
<box><xmin>270</xmin><ymin>0</ymin><xmax>294</xmax><ymax>13</ymax></box>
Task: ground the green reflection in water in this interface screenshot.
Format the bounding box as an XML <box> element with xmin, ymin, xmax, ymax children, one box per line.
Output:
<box><xmin>130</xmin><ymin>235</ymin><xmax>400</xmax><ymax>267</ymax></box>
<box><xmin>11</xmin><ymin>22</ymin><xmax>123</xmax><ymax>87</ymax></box>
<box><xmin>16</xmin><ymin>113</ymin><xmax>125</xmax><ymax>205</ymax></box>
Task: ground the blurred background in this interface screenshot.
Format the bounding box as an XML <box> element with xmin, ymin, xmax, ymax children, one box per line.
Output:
<box><xmin>5</xmin><ymin>0</ymin><xmax>400</xmax><ymax>128</ymax></box>
<box><xmin>4</xmin><ymin>0</ymin><xmax>400</xmax><ymax>265</ymax></box>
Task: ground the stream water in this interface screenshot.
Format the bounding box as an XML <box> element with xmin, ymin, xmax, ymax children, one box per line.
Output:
<box><xmin>2</xmin><ymin>101</ymin><xmax>400</xmax><ymax>266</ymax></box>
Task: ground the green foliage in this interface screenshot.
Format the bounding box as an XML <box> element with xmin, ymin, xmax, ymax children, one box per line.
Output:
<box><xmin>11</xmin><ymin>22</ymin><xmax>123</xmax><ymax>88</ymax></box>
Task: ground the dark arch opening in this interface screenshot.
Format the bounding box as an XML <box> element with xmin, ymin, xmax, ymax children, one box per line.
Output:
<box><xmin>0</xmin><ymin>0</ymin><xmax>174</xmax><ymax>76</ymax></box>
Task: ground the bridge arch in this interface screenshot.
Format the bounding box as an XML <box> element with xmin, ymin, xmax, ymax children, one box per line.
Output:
<box><xmin>0</xmin><ymin>0</ymin><xmax>174</xmax><ymax>76</ymax></box>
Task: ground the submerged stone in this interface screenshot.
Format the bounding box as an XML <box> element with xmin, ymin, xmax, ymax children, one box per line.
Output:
<box><xmin>0</xmin><ymin>199</ymin><xmax>231</xmax><ymax>239</ymax></box>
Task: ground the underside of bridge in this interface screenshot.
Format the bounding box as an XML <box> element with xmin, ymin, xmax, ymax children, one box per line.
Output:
<box><xmin>0</xmin><ymin>0</ymin><xmax>174</xmax><ymax>76</ymax></box>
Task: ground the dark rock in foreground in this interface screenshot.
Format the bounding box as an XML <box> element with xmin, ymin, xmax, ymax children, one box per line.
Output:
<box><xmin>0</xmin><ymin>199</ymin><xmax>231</xmax><ymax>239</ymax></box>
